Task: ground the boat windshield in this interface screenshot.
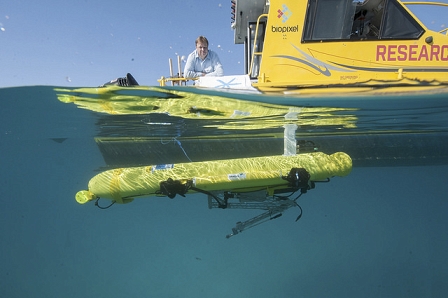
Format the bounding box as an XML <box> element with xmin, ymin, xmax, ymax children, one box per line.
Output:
<box><xmin>303</xmin><ymin>0</ymin><xmax>424</xmax><ymax>41</ymax></box>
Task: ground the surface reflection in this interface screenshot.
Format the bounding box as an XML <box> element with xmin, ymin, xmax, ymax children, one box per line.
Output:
<box><xmin>55</xmin><ymin>85</ymin><xmax>448</xmax><ymax>168</ymax></box>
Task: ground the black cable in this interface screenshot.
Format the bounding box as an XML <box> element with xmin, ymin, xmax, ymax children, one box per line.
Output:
<box><xmin>293</xmin><ymin>192</ymin><xmax>303</xmax><ymax>201</ymax></box>
<box><xmin>95</xmin><ymin>198</ymin><xmax>116</xmax><ymax>209</ymax></box>
<box><xmin>314</xmin><ymin>178</ymin><xmax>330</xmax><ymax>183</ymax></box>
<box><xmin>290</xmin><ymin>179</ymin><xmax>327</xmax><ymax>221</ymax></box>
<box><xmin>190</xmin><ymin>186</ymin><xmax>227</xmax><ymax>208</ymax></box>
<box><xmin>294</xmin><ymin>203</ymin><xmax>303</xmax><ymax>222</ymax></box>
<box><xmin>292</xmin><ymin>190</ymin><xmax>306</xmax><ymax>221</ymax></box>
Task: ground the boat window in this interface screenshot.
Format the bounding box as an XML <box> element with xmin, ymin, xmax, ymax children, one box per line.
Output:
<box><xmin>302</xmin><ymin>0</ymin><xmax>424</xmax><ymax>42</ymax></box>
<box><xmin>303</xmin><ymin>0</ymin><xmax>356</xmax><ymax>40</ymax></box>
<box><xmin>380</xmin><ymin>0</ymin><xmax>424</xmax><ymax>39</ymax></box>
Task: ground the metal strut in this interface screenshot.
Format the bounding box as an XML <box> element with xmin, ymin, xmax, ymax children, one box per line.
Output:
<box><xmin>225</xmin><ymin>204</ymin><xmax>294</xmax><ymax>238</ymax></box>
<box><xmin>157</xmin><ymin>167</ymin><xmax>318</xmax><ymax>238</ymax></box>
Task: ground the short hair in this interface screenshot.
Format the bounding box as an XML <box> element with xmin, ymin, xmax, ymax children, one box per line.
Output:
<box><xmin>195</xmin><ymin>36</ymin><xmax>209</xmax><ymax>47</ymax></box>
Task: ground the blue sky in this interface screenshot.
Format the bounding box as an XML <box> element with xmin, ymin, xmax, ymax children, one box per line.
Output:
<box><xmin>1</xmin><ymin>0</ymin><xmax>447</xmax><ymax>87</ymax></box>
<box><xmin>1</xmin><ymin>0</ymin><xmax>243</xmax><ymax>87</ymax></box>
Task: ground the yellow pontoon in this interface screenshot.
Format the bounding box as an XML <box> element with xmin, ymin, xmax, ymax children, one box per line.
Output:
<box><xmin>77</xmin><ymin>152</ymin><xmax>352</xmax><ymax>237</ymax></box>
<box><xmin>77</xmin><ymin>152</ymin><xmax>351</xmax><ymax>204</ymax></box>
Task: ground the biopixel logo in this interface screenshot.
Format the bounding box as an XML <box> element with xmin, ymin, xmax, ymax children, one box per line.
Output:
<box><xmin>277</xmin><ymin>4</ymin><xmax>292</xmax><ymax>23</ymax></box>
<box><xmin>272</xmin><ymin>4</ymin><xmax>298</xmax><ymax>33</ymax></box>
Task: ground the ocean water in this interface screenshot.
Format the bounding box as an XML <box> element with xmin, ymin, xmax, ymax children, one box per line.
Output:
<box><xmin>1</xmin><ymin>85</ymin><xmax>448</xmax><ymax>297</ymax></box>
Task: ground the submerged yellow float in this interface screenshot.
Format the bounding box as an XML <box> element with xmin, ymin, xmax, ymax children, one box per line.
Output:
<box><xmin>76</xmin><ymin>152</ymin><xmax>352</xmax><ymax>205</ymax></box>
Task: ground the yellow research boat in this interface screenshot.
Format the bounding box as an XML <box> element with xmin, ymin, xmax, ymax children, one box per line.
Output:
<box><xmin>55</xmin><ymin>0</ymin><xmax>448</xmax><ymax>125</ymax></box>
<box><xmin>159</xmin><ymin>0</ymin><xmax>448</xmax><ymax>95</ymax></box>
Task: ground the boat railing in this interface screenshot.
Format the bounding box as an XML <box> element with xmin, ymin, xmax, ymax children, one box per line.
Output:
<box><xmin>158</xmin><ymin>56</ymin><xmax>196</xmax><ymax>86</ymax></box>
<box><xmin>158</xmin><ymin>76</ymin><xmax>194</xmax><ymax>86</ymax></box>
<box><xmin>402</xmin><ymin>1</ymin><xmax>448</xmax><ymax>35</ymax></box>
<box><xmin>249</xmin><ymin>13</ymin><xmax>268</xmax><ymax>80</ymax></box>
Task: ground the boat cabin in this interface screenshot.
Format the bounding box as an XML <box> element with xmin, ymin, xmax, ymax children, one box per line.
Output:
<box><xmin>233</xmin><ymin>0</ymin><xmax>448</xmax><ymax>91</ymax></box>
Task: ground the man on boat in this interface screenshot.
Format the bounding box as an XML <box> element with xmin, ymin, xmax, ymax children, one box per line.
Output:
<box><xmin>184</xmin><ymin>36</ymin><xmax>224</xmax><ymax>78</ymax></box>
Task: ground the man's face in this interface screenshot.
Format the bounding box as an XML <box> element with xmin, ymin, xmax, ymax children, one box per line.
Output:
<box><xmin>196</xmin><ymin>42</ymin><xmax>208</xmax><ymax>60</ymax></box>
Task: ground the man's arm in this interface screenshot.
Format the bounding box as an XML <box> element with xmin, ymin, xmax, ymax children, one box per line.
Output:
<box><xmin>204</xmin><ymin>51</ymin><xmax>224</xmax><ymax>77</ymax></box>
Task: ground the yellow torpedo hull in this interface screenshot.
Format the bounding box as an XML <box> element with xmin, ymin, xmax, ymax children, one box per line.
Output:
<box><xmin>76</xmin><ymin>152</ymin><xmax>352</xmax><ymax>204</ymax></box>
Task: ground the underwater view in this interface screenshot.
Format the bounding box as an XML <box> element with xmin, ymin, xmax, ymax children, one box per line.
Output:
<box><xmin>1</xmin><ymin>85</ymin><xmax>448</xmax><ymax>297</ymax></box>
